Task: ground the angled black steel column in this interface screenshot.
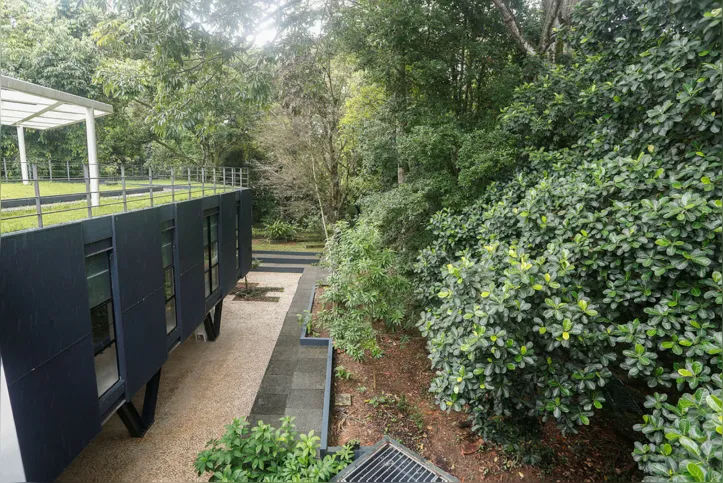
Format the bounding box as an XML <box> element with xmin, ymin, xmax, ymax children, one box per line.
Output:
<box><xmin>117</xmin><ymin>368</ymin><xmax>162</xmax><ymax>437</ymax></box>
<box><xmin>202</xmin><ymin>301</ymin><xmax>224</xmax><ymax>341</ymax></box>
<box><xmin>117</xmin><ymin>402</ymin><xmax>144</xmax><ymax>437</ymax></box>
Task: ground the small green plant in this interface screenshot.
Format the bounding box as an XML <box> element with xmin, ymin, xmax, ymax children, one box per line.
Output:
<box><xmin>194</xmin><ymin>417</ymin><xmax>353</xmax><ymax>482</ymax></box>
<box><xmin>399</xmin><ymin>334</ymin><xmax>411</xmax><ymax>348</ymax></box>
<box><xmin>356</xmin><ymin>385</ymin><xmax>368</xmax><ymax>394</ymax></box>
<box><xmin>366</xmin><ymin>393</ymin><xmax>396</xmax><ymax>407</ymax></box>
<box><xmin>335</xmin><ymin>365</ymin><xmax>352</xmax><ymax>380</ymax></box>
<box><xmin>266</xmin><ymin>220</ymin><xmax>297</xmax><ymax>241</ymax></box>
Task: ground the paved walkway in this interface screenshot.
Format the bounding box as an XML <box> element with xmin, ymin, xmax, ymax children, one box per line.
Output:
<box><xmin>248</xmin><ymin>266</ymin><xmax>329</xmax><ymax>436</ymax></box>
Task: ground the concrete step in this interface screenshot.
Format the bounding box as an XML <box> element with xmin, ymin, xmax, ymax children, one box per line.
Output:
<box><xmin>252</xmin><ymin>266</ymin><xmax>305</xmax><ymax>273</ymax></box>
<box><xmin>254</xmin><ymin>250</ymin><xmax>323</xmax><ymax>257</ymax></box>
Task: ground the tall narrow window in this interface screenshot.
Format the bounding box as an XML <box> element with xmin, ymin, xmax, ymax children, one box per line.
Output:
<box><xmin>161</xmin><ymin>220</ymin><xmax>177</xmax><ymax>334</ymax></box>
<box><xmin>86</xmin><ymin>250</ymin><xmax>119</xmax><ymax>397</ymax></box>
<box><xmin>235</xmin><ymin>201</ymin><xmax>240</xmax><ymax>270</ymax></box>
<box><xmin>203</xmin><ymin>208</ymin><xmax>219</xmax><ymax>298</ymax></box>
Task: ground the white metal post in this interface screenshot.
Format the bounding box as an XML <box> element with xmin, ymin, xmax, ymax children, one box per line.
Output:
<box><xmin>85</xmin><ymin>107</ymin><xmax>100</xmax><ymax>206</ymax></box>
<box><xmin>17</xmin><ymin>127</ymin><xmax>29</xmax><ymax>185</ymax></box>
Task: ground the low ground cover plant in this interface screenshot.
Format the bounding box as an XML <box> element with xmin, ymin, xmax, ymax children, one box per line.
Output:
<box><xmin>194</xmin><ymin>417</ymin><xmax>353</xmax><ymax>482</ymax></box>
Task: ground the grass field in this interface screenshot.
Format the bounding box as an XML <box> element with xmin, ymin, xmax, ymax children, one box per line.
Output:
<box><xmin>0</xmin><ymin>179</ymin><xmax>211</xmax><ymax>199</ymax></box>
<box><xmin>252</xmin><ymin>239</ymin><xmax>325</xmax><ymax>253</ymax></box>
<box><xmin>0</xmin><ymin>185</ymin><xmax>236</xmax><ymax>234</ymax></box>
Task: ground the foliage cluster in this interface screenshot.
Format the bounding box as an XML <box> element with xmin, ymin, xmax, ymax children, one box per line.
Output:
<box><xmin>265</xmin><ymin>220</ymin><xmax>297</xmax><ymax>242</ymax></box>
<box><xmin>414</xmin><ymin>1</ymin><xmax>722</xmax><ymax>480</ymax></box>
<box><xmin>194</xmin><ymin>417</ymin><xmax>353</xmax><ymax>482</ymax></box>
<box><xmin>318</xmin><ymin>220</ymin><xmax>413</xmax><ymax>360</ymax></box>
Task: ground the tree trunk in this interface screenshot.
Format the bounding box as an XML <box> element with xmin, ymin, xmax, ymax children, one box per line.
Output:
<box><xmin>491</xmin><ymin>0</ymin><xmax>538</xmax><ymax>56</ymax></box>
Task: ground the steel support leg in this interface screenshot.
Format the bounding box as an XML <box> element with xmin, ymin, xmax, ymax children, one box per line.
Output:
<box><xmin>203</xmin><ymin>300</ymin><xmax>224</xmax><ymax>341</ymax></box>
<box><xmin>118</xmin><ymin>368</ymin><xmax>162</xmax><ymax>437</ymax></box>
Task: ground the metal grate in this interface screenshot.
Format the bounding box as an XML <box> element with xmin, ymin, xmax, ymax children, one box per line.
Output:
<box><xmin>334</xmin><ymin>437</ymin><xmax>457</xmax><ymax>482</ymax></box>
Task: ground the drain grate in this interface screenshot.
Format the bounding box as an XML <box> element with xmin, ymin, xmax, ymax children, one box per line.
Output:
<box><xmin>333</xmin><ymin>437</ymin><xmax>457</xmax><ymax>482</ymax></box>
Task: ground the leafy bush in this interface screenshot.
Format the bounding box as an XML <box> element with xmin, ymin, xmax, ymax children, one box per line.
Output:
<box><xmin>318</xmin><ymin>220</ymin><xmax>412</xmax><ymax>360</ymax></box>
<box><xmin>194</xmin><ymin>417</ymin><xmax>353</xmax><ymax>482</ymax></box>
<box><xmin>633</xmin><ymin>378</ymin><xmax>722</xmax><ymax>482</ymax></box>
<box><xmin>418</xmin><ymin>149</ymin><xmax>721</xmax><ymax>432</ymax></box>
<box><xmin>266</xmin><ymin>219</ymin><xmax>297</xmax><ymax>241</ymax></box>
<box><xmin>415</xmin><ymin>0</ymin><xmax>722</xmax><ymax>479</ymax></box>
<box><xmin>358</xmin><ymin>182</ymin><xmax>442</xmax><ymax>271</ymax></box>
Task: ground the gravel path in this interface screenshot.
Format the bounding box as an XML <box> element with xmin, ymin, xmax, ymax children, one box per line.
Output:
<box><xmin>59</xmin><ymin>271</ymin><xmax>301</xmax><ymax>482</ymax></box>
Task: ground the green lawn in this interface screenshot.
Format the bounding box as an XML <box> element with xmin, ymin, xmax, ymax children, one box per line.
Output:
<box><xmin>1</xmin><ymin>185</ymin><xmax>236</xmax><ymax>234</ymax></box>
<box><xmin>1</xmin><ymin>179</ymin><xmax>212</xmax><ymax>199</ymax></box>
<box><xmin>252</xmin><ymin>239</ymin><xmax>325</xmax><ymax>253</ymax></box>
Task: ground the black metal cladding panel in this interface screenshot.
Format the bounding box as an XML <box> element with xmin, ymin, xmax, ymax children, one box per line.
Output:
<box><xmin>221</xmin><ymin>240</ymin><xmax>238</xmax><ymax>294</ymax></box>
<box><xmin>81</xmin><ymin>216</ymin><xmax>113</xmax><ymax>245</ymax></box>
<box><xmin>220</xmin><ymin>192</ymin><xmax>236</xmax><ymax>245</ymax></box>
<box><xmin>113</xmin><ymin>208</ymin><xmax>164</xmax><ymax>312</ymax></box>
<box><xmin>240</xmin><ymin>189</ymin><xmax>253</xmax><ymax>276</ymax></box>
<box><xmin>158</xmin><ymin>204</ymin><xmax>174</xmax><ymax>222</ymax></box>
<box><xmin>0</xmin><ymin>223</ymin><xmax>94</xmax><ymax>384</ymax></box>
<box><xmin>202</xmin><ymin>194</ymin><xmax>220</xmax><ymax>211</ymax></box>
<box><xmin>179</xmin><ymin>263</ymin><xmax>206</xmax><ymax>341</ymax></box>
<box><xmin>175</xmin><ymin>198</ymin><xmax>203</xmax><ymax>274</ymax></box>
<box><xmin>9</xmin><ymin>337</ymin><xmax>101</xmax><ymax>482</ymax></box>
<box><xmin>120</xmin><ymin>289</ymin><xmax>168</xmax><ymax>396</ymax></box>
<box><xmin>220</xmin><ymin>192</ymin><xmax>238</xmax><ymax>293</ymax></box>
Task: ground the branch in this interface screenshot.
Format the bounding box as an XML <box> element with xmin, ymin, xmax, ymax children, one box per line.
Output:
<box><xmin>152</xmin><ymin>139</ymin><xmax>197</xmax><ymax>164</ymax></box>
<box><xmin>539</xmin><ymin>0</ymin><xmax>563</xmax><ymax>54</ymax></box>
<box><xmin>491</xmin><ymin>0</ymin><xmax>537</xmax><ymax>56</ymax></box>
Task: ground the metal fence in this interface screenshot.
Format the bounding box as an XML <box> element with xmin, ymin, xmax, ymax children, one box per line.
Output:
<box><xmin>0</xmin><ymin>164</ymin><xmax>250</xmax><ymax>233</ymax></box>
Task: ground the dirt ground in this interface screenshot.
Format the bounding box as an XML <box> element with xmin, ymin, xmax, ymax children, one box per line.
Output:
<box><xmin>312</xmin><ymin>289</ymin><xmax>641</xmax><ymax>483</ymax></box>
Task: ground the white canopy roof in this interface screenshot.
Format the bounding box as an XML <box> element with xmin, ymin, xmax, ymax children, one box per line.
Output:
<box><xmin>0</xmin><ymin>75</ymin><xmax>113</xmax><ymax>131</ymax></box>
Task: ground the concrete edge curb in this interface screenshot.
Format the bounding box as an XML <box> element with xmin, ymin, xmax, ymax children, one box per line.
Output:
<box><xmin>298</xmin><ymin>283</ymin><xmax>333</xmax><ymax>452</ymax></box>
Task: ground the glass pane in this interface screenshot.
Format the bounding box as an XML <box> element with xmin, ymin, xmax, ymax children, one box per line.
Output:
<box><xmin>85</xmin><ymin>252</ymin><xmax>109</xmax><ymax>278</ymax></box>
<box><xmin>204</xmin><ymin>272</ymin><xmax>211</xmax><ymax>298</ymax></box>
<box><xmin>87</xmin><ymin>270</ymin><xmax>112</xmax><ymax>309</ymax></box>
<box><xmin>162</xmin><ymin>241</ymin><xmax>173</xmax><ymax>268</ymax></box>
<box><xmin>164</xmin><ymin>267</ymin><xmax>175</xmax><ymax>300</ymax></box>
<box><xmin>203</xmin><ymin>223</ymin><xmax>209</xmax><ymax>247</ymax></box>
<box><xmin>90</xmin><ymin>302</ymin><xmax>115</xmax><ymax>354</ymax></box>
<box><xmin>211</xmin><ymin>242</ymin><xmax>218</xmax><ymax>266</ymax></box>
<box><xmin>94</xmin><ymin>342</ymin><xmax>119</xmax><ymax>397</ymax></box>
<box><xmin>161</xmin><ymin>219</ymin><xmax>175</xmax><ymax>231</ymax></box>
<box><xmin>236</xmin><ymin>250</ymin><xmax>240</xmax><ymax>270</ymax></box>
<box><xmin>210</xmin><ymin>219</ymin><xmax>218</xmax><ymax>243</ymax></box>
<box><xmin>211</xmin><ymin>266</ymin><xmax>219</xmax><ymax>292</ymax></box>
<box><xmin>165</xmin><ymin>298</ymin><xmax>177</xmax><ymax>334</ymax></box>
<box><xmin>204</xmin><ymin>245</ymin><xmax>211</xmax><ymax>271</ymax></box>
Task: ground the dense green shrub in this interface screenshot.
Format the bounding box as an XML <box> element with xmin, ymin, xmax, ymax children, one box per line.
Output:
<box><xmin>266</xmin><ymin>219</ymin><xmax>297</xmax><ymax>241</ymax></box>
<box><xmin>194</xmin><ymin>417</ymin><xmax>353</xmax><ymax>482</ymax></box>
<box><xmin>318</xmin><ymin>220</ymin><xmax>412</xmax><ymax>360</ymax></box>
<box><xmin>415</xmin><ymin>0</ymin><xmax>722</xmax><ymax>480</ymax></box>
<box><xmin>633</xmin><ymin>379</ymin><xmax>722</xmax><ymax>482</ymax></box>
<box><xmin>418</xmin><ymin>148</ymin><xmax>721</xmax><ymax>430</ymax></box>
<box><xmin>358</xmin><ymin>182</ymin><xmax>442</xmax><ymax>271</ymax></box>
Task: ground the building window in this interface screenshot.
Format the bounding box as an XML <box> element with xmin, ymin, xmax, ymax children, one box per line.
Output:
<box><xmin>161</xmin><ymin>220</ymin><xmax>177</xmax><ymax>334</ymax></box>
<box><xmin>203</xmin><ymin>208</ymin><xmax>219</xmax><ymax>298</ymax></box>
<box><xmin>85</xmin><ymin>250</ymin><xmax>119</xmax><ymax>397</ymax></box>
<box><xmin>236</xmin><ymin>201</ymin><xmax>240</xmax><ymax>270</ymax></box>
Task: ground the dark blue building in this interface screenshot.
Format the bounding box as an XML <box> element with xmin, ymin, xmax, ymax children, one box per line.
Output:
<box><xmin>0</xmin><ymin>189</ymin><xmax>252</xmax><ymax>482</ymax></box>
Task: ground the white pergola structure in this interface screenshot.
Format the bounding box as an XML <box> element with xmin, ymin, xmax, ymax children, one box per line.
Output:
<box><xmin>0</xmin><ymin>75</ymin><xmax>113</xmax><ymax>206</ymax></box>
